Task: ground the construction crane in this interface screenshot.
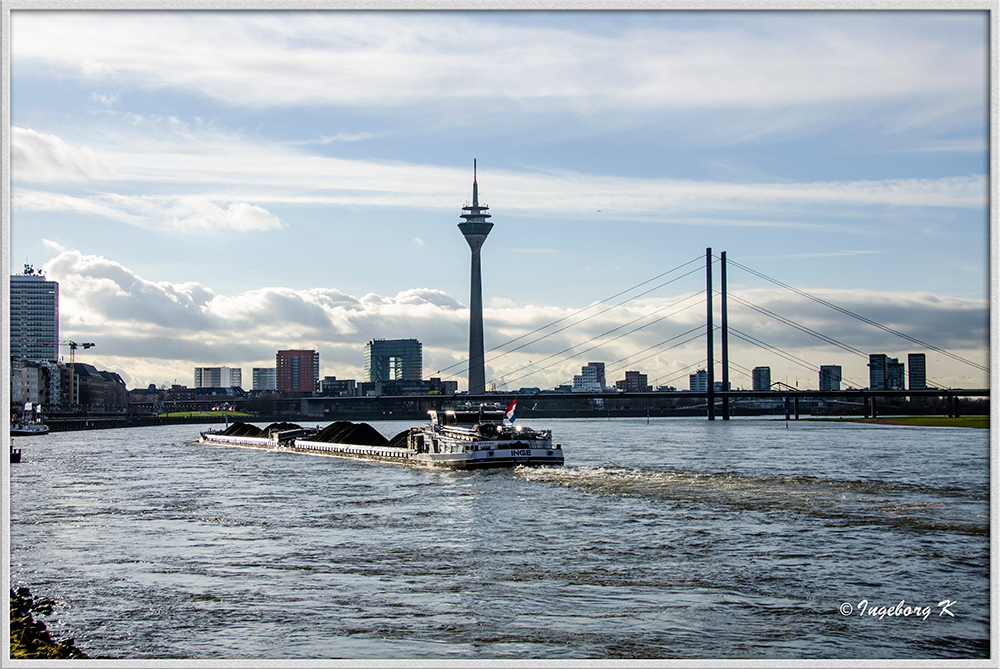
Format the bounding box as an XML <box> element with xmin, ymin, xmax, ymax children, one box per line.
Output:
<box><xmin>65</xmin><ymin>341</ymin><xmax>95</xmax><ymax>365</ymax></box>
<box><xmin>10</xmin><ymin>338</ymin><xmax>95</xmax><ymax>364</ymax></box>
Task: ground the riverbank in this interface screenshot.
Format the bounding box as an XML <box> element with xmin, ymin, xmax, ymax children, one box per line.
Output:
<box><xmin>9</xmin><ymin>587</ymin><xmax>88</xmax><ymax>659</ymax></box>
<box><xmin>809</xmin><ymin>416</ymin><xmax>988</xmax><ymax>429</ymax></box>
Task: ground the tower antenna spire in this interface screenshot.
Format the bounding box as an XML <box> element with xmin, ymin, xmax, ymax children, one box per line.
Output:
<box><xmin>472</xmin><ymin>159</ymin><xmax>479</xmax><ymax>206</ymax></box>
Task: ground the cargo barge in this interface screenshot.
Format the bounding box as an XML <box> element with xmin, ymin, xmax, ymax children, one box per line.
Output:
<box><xmin>199</xmin><ymin>402</ymin><xmax>563</xmax><ymax>470</ymax></box>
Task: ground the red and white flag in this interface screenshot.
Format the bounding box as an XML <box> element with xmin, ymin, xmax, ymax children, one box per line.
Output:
<box><xmin>505</xmin><ymin>399</ymin><xmax>517</xmax><ymax>422</ymax></box>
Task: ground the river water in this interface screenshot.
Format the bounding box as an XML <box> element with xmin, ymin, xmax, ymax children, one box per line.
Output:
<box><xmin>8</xmin><ymin>417</ymin><xmax>990</xmax><ymax>661</ymax></box>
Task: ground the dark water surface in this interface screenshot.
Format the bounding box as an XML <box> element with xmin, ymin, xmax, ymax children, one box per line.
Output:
<box><xmin>8</xmin><ymin>417</ymin><xmax>990</xmax><ymax>660</ymax></box>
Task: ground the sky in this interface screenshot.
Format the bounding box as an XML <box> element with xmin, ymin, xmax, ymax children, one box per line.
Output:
<box><xmin>6</xmin><ymin>9</ymin><xmax>992</xmax><ymax>392</ymax></box>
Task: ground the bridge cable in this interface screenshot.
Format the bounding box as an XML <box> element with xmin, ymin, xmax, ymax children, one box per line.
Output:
<box><xmin>725</xmin><ymin>293</ymin><xmax>870</xmax><ymax>359</ymax></box>
<box><xmin>546</xmin><ymin>327</ymin><xmax>707</xmax><ymax>390</ymax></box>
<box><xmin>727</xmin><ymin>258</ymin><xmax>988</xmax><ymax>374</ymax></box>
<box><xmin>494</xmin><ymin>297</ymin><xmax>705</xmax><ymax>388</ymax></box>
<box><xmin>434</xmin><ymin>254</ymin><xmax>705</xmax><ymax>377</ymax></box>
<box><xmin>728</xmin><ymin>327</ymin><xmax>866</xmax><ymax>390</ymax></box>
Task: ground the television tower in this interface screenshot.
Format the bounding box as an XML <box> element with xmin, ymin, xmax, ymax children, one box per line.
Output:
<box><xmin>458</xmin><ymin>160</ymin><xmax>493</xmax><ymax>395</ymax></box>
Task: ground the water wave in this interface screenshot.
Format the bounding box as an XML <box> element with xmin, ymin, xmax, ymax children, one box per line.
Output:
<box><xmin>515</xmin><ymin>465</ymin><xmax>987</xmax><ymax>535</ymax></box>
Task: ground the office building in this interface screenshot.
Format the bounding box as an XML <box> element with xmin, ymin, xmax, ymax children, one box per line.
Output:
<box><xmin>194</xmin><ymin>366</ymin><xmax>242</xmax><ymax>388</ymax></box>
<box><xmin>252</xmin><ymin>367</ymin><xmax>277</xmax><ymax>391</ymax></box>
<box><xmin>458</xmin><ymin>161</ymin><xmax>494</xmax><ymax>394</ymax></box>
<box><xmin>819</xmin><ymin>365</ymin><xmax>842</xmax><ymax>391</ymax></box>
<box><xmin>277</xmin><ymin>350</ymin><xmax>320</xmax><ymax>393</ymax></box>
<box><xmin>573</xmin><ymin>362</ymin><xmax>607</xmax><ymax>392</ymax></box>
<box><xmin>364</xmin><ymin>338</ymin><xmax>422</xmax><ymax>383</ymax></box>
<box><xmin>886</xmin><ymin>358</ymin><xmax>905</xmax><ymax>390</ymax></box>
<box><xmin>689</xmin><ymin>369</ymin><xmax>709</xmax><ymax>392</ymax></box>
<box><xmin>868</xmin><ymin>354</ymin><xmax>887</xmax><ymax>390</ymax></box>
<box><xmin>320</xmin><ymin>376</ymin><xmax>357</xmax><ymax>397</ymax></box>
<box><xmin>752</xmin><ymin>366</ymin><xmax>771</xmax><ymax>391</ymax></box>
<box><xmin>615</xmin><ymin>370</ymin><xmax>650</xmax><ymax>392</ymax></box>
<box><xmin>10</xmin><ymin>266</ymin><xmax>59</xmax><ymax>361</ymax></box>
<box><xmin>908</xmin><ymin>353</ymin><xmax>927</xmax><ymax>390</ymax></box>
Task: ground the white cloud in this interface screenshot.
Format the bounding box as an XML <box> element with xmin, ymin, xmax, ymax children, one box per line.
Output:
<box><xmin>169</xmin><ymin>198</ymin><xmax>283</xmax><ymax>233</ymax></box>
<box><xmin>12</xmin><ymin>125</ymin><xmax>986</xmax><ymax>232</ymax></box>
<box><xmin>10</xmin><ymin>12</ymin><xmax>984</xmax><ymax>127</ymax></box>
<box><xmin>41</xmin><ymin>248</ymin><xmax>988</xmax><ymax>392</ymax></box>
<box><xmin>14</xmin><ymin>187</ymin><xmax>283</xmax><ymax>235</ymax></box>
<box><xmin>11</xmin><ymin>127</ymin><xmax>115</xmax><ymax>182</ymax></box>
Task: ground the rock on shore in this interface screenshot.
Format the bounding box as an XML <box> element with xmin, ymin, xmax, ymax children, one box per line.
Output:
<box><xmin>9</xmin><ymin>587</ymin><xmax>88</xmax><ymax>659</ymax></box>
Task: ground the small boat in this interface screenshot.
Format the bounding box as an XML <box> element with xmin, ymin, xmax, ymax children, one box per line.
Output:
<box><xmin>10</xmin><ymin>404</ymin><xmax>49</xmax><ymax>437</ymax></box>
<box><xmin>199</xmin><ymin>401</ymin><xmax>563</xmax><ymax>470</ymax></box>
<box><xmin>10</xmin><ymin>444</ymin><xmax>21</xmax><ymax>463</ymax></box>
<box><xmin>10</xmin><ymin>420</ymin><xmax>50</xmax><ymax>437</ymax></box>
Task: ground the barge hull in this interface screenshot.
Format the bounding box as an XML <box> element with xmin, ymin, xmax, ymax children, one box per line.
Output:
<box><xmin>200</xmin><ymin>433</ymin><xmax>562</xmax><ymax>469</ymax></box>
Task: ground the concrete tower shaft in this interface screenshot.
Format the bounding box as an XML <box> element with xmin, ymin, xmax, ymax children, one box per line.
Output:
<box><xmin>458</xmin><ymin>160</ymin><xmax>493</xmax><ymax>395</ymax></box>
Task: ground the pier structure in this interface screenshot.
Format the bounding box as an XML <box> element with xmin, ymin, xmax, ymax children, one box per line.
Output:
<box><xmin>458</xmin><ymin>160</ymin><xmax>494</xmax><ymax>395</ymax></box>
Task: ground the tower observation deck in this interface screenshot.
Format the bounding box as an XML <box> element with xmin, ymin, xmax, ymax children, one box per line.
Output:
<box><xmin>458</xmin><ymin>160</ymin><xmax>493</xmax><ymax>395</ymax></box>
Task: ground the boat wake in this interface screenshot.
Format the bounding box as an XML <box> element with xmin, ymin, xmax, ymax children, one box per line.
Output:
<box><xmin>515</xmin><ymin>465</ymin><xmax>987</xmax><ymax>536</ymax></box>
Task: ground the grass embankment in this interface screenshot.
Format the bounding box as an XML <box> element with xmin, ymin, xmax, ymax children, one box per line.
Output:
<box><xmin>812</xmin><ymin>416</ymin><xmax>988</xmax><ymax>429</ymax></box>
<box><xmin>157</xmin><ymin>410</ymin><xmax>252</xmax><ymax>419</ymax></box>
<box><xmin>10</xmin><ymin>588</ymin><xmax>88</xmax><ymax>659</ymax></box>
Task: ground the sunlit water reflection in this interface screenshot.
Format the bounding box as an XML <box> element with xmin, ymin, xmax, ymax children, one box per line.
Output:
<box><xmin>9</xmin><ymin>417</ymin><xmax>989</xmax><ymax>659</ymax></box>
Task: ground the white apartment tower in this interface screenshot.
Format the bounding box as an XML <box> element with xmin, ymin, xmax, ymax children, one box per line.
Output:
<box><xmin>194</xmin><ymin>366</ymin><xmax>243</xmax><ymax>388</ymax></box>
<box><xmin>573</xmin><ymin>362</ymin><xmax>607</xmax><ymax>392</ymax></box>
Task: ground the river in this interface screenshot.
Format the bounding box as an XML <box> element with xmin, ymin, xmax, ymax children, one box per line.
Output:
<box><xmin>8</xmin><ymin>417</ymin><xmax>990</xmax><ymax>661</ymax></box>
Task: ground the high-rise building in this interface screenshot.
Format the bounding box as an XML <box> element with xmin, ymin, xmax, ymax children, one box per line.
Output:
<box><xmin>868</xmin><ymin>354</ymin><xmax>887</xmax><ymax>390</ymax></box>
<box><xmin>194</xmin><ymin>366</ymin><xmax>242</xmax><ymax>388</ymax></box>
<box><xmin>276</xmin><ymin>350</ymin><xmax>320</xmax><ymax>393</ymax></box>
<box><xmin>752</xmin><ymin>366</ymin><xmax>771</xmax><ymax>391</ymax></box>
<box><xmin>689</xmin><ymin>369</ymin><xmax>709</xmax><ymax>392</ymax></box>
<box><xmin>573</xmin><ymin>362</ymin><xmax>607</xmax><ymax>392</ymax></box>
<box><xmin>819</xmin><ymin>365</ymin><xmax>842</xmax><ymax>391</ymax></box>
<box><xmin>908</xmin><ymin>353</ymin><xmax>927</xmax><ymax>390</ymax></box>
<box><xmin>252</xmin><ymin>367</ymin><xmax>277</xmax><ymax>391</ymax></box>
<box><xmin>364</xmin><ymin>339</ymin><xmax>422</xmax><ymax>383</ymax></box>
<box><xmin>10</xmin><ymin>265</ymin><xmax>59</xmax><ymax>361</ymax></box>
<box><xmin>886</xmin><ymin>358</ymin><xmax>905</xmax><ymax>390</ymax></box>
<box><xmin>458</xmin><ymin>160</ymin><xmax>493</xmax><ymax>394</ymax></box>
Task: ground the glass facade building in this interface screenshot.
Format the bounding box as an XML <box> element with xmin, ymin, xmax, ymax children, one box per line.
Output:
<box><xmin>363</xmin><ymin>339</ymin><xmax>422</xmax><ymax>383</ymax></box>
<box><xmin>908</xmin><ymin>353</ymin><xmax>927</xmax><ymax>390</ymax></box>
<box><xmin>10</xmin><ymin>273</ymin><xmax>59</xmax><ymax>361</ymax></box>
<box><xmin>819</xmin><ymin>365</ymin><xmax>842</xmax><ymax>391</ymax></box>
<box><xmin>752</xmin><ymin>366</ymin><xmax>771</xmax><ymax>391</ymax></box>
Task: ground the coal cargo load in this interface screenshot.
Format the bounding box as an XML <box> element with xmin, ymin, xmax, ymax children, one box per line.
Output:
<box><xmin>386</xmin><ymin>429</ymin><xmax>412</xmax><ymax>449</ymax></box>
<box><xmin>262</xmin><ymin>422</ymin><xmax>303</xmax><ymax>434</ymax></box>
<box><xmin>311</xmin><ymin>421</ymin><xmax>388</xmax><ymax>446</ymax></box>
<box><xmin>219</xmin><ymin>422</ymin><xmax>262</xmax><ymax>437</ymax></box>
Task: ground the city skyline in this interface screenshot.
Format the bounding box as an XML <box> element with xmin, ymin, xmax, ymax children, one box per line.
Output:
<box><xmin>7</xmin><ymin>10</ymin><xmax>990</xmax><ymax>391</ymax></box>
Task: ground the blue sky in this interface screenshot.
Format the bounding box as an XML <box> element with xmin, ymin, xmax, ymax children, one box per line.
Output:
<box><xmin>7</xmin><ymin>9</ymin><xmax>991</xmax><ymax>391</ymax></box>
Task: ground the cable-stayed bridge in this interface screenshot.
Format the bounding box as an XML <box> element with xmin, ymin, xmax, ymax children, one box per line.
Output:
<box><xmin>303</xmin><ymin>249</ymin><xmax>988</xmax><ymax>420</ymax></box>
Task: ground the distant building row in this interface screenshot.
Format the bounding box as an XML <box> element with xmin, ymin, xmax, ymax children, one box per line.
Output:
<box><xmin>746</xmin><ymin>352</ymin><xmax>927</xmax><ymax>392</ymax></box>
<box><xmin>11</xmin><ymin>358</ymin><xmax>127</xmax><ymax>410</ymax></box>
<box><xmin>195</xmin><ymin>339</ymin><xmax>454</xmax><ymax>397</ymax></box>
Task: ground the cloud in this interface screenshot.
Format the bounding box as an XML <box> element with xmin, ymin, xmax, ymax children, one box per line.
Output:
<box><xmin>11</xmin><ymin>12</ymin><xmax>985</xmax><ymax>129</ymax></box>
<box><xmin>12</xmin><ymin>126</ymin><xmax>986</xmax><ymax>232</ymax></box>
<box><xmin>11</xmin><ymin>127</ymin><xmax>115</xmax><ymax>182</ymax></box>
<box><xmin>169</xmin><ymin>199</ymin><xmax>283</xmax><ymax>233</ymax></box>
<box><xmin>41</xmin><ymin>248</ymin><xmax>988</xmax><ymax>392</ymax></box>
<box><xmin>14</xmin><ymin>188</ymin><xmax>283</xmax><ymax>235</ymax></box>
